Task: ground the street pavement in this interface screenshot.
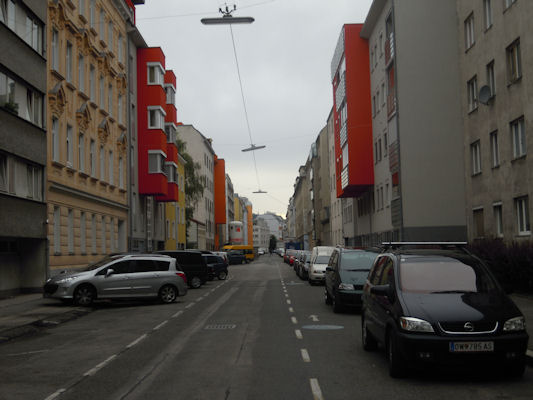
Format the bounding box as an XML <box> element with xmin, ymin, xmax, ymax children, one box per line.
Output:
<box><xmin>0</xmin><ymin>256</ymin><xmax>532</xmax><ymax>400</ymax></box>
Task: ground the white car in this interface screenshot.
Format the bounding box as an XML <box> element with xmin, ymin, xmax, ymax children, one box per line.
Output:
<box><xmin>308</xmin><ymin>246</ymin><xmax>335</xmax><ymax>285</ymax></box>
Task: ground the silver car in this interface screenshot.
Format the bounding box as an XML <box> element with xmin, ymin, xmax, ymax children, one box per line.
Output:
<box><xmin>43</xmin><ymin>254</ymin><xmax>188</xmax><ymax>306</ymax></box>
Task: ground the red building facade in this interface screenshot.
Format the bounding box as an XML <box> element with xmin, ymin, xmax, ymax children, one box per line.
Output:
<box><xmin>137</xmin><ymin>47</ymin><xmax>179</xmax><ymax>202</ymax></box>
<box><xmin>331</xmin><ymin>24</ymin><xmax>373</xmax><ymax>198</ymax></box>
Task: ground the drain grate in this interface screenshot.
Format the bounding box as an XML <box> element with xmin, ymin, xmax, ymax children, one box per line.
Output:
<box><xmin>204</xmin><ymin>324</ymin><xmax>237</xmax><ymax>330</ymax></box>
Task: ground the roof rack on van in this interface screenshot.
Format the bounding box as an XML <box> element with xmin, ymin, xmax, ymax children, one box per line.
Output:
<box><xmin>381</xmin><ymin>242</ymin><xmax>468</xmax><ymax>251</ymax></box>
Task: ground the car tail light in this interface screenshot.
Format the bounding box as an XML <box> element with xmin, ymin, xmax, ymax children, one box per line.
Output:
<box><xmin>176</xmin><ymin>272</ymin><xmax>187</xmax><ymax>284</ymax></box>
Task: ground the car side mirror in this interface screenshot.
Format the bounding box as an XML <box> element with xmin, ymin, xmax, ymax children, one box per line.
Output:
<box><xmin>371</xmin><ymin>284</ymin><xmax>392</xmax><ymax>299</ymax></box>
<box><xmin>105</xmin><ymin>268</ymin><xmax>115</xmax><ymax>278</ymax></box>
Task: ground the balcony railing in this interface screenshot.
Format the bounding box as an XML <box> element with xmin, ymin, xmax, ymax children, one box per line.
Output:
<box><xmin>387</xmin><ymin>92</ymin><xmax>396</xmax><ymax>117</ymax></box>
<box><xmin>385</xmin><ymin>33</ymin><xmax>395</xmax><ymax>67</ymax></box>
<box><xmin>341</xmin><ymin>166</ymin><xmax>349</xmax><ymax>189</ymax></box>
<box><xmin>340</xmin><ymin>123</ymin><xmax>347</xmax><ymax>147</ymax></box>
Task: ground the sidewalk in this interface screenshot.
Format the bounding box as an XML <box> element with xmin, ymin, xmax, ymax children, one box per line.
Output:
<box><xmin>0</xmin><ymin>292</ymin><xmax>532</xmax><ymax>364</ymax></box>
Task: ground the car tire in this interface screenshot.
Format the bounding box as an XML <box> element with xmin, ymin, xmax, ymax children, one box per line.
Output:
<box><xmin>388</xmin><ymin>330</ymin><xmax>407</xmax><ymax>378</ymax></box>
<box><xmin>189</xmin><ymin>276</ymin><xmax>202</xmax><ymax>289</ymax></box>
<box><xmin>73</xmin><ymin>284</ymin><xmax>96</xmax><ymax>307</ymax></box>
<box><xmin>362</xmin><ymin>317</ymin><xmax>378</xmax><ymax>351</ymax></box>
<box><xmin>159</xmin><ymin>285</ymin><xmax>177</xmax><ymax>303</ymax></box>
<box><xmin>218</xmin><ymin>270</ymin><xmax>228</xmax><ymax>280</ymax></box>
<box><xmin>324</xmin><ymin>289</ymin><xmax>333</xmax><ymax>305</ymax></box>
<box><xmin>332</xmin><ymin>292</ymin><xmax>343</xmax><ymax>313</ymax></box>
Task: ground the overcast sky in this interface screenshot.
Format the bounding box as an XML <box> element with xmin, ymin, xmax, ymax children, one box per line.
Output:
<box><xmin>136</xmin><ymin>0</ymin><xmax>372</xmax><ymax>217</ymax></box>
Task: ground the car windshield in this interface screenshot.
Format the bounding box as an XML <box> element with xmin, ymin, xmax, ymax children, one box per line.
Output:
<box><xmin>340</xmin><ymin>251</ymin><xmax>376</xmax><ymax>271</ymax></box>
<box><xmin>399</xmin><ymin>256</ymin><xmax>499</xmax><ymax>294</ymax></box>
<box><xmin>315</xmin><ymin>255</ymin><xmax>331</xmax><ymax>264</ymax></box>
<box><xmin>83</xmin><ymin>256</ymin><xmax>116</xmax><ymax>271</ymax></box>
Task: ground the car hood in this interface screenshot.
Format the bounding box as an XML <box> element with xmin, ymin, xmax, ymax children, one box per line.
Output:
<box><xmin>311</xmin><ymin>263</ymin><xmax>328</xmax><ymax>271</ymax></box>
<box><xmin>401</xmin><ymin>291</ymin><xmax>522</xmax><ymax>323</ymax></box>
<box><xmin>48</xmin><ymin>270</ymin><xmax>93</xmax><ymax>282</ymax></box>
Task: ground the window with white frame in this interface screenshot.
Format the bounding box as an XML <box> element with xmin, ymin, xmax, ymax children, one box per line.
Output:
<box><xmin>51</xmin><ymin>29</ymin><xmax>59</xmax><ymax>71</ymax></box>
<box><xmin>79</xmin><ymin>133</ymin><xmax>85</xmax><ymax>172</ymax></box>
<box><xmin>90</xmin><ymin>139</ymin><xmax>96</xmax><ymax>176</ymax></box>
<box><xmin>342</xmin><ymin>144</ymin><xmax>348</xmax><ymax>169</ymax></box>
<box><xmin>464</xmin><ymin>13</ymin><xmax>475</xmax><ymax>50</ymax></box>
<box><xmin>515</xmin><ymin>196</ymin><xmax>530</xmax><ymax>235</ymax></box>
<box><xmin>165</xmin><ymin>162</ymin><xmax>177</xmax><ymax>183</ymax></box>
<box><xmin>80</xmin><ymin>211</ymin><xmax>86</xmax><ymax>253</ymax></box>
<box><xmin>507</xmin><ymin>38</ymin><xmax>521</xmax><ymax>83</ymax></box>
<box><xmin>148</xmin><ymin>106</ymin><xmax>165</xmax><ymax>129</ymax></box>
<box><xmin>165</xmin><ymin>84</ymin><xmax>175</xmax><ymax>105</ymax></box>
<box><xmin>493</xmin><ymin>203</ymin><xmax>503</xmax><ymax>237</ymax></box>
<box><xmin>148</xmin><ymin>150</ymin><xmax>166</xmax><ymax>174</ymax></box>
<box><xmin>99</xmin><ymin>145</ymin><xmax>105</xmax><ymax>181</ymax></box>
<box><xmin>164</xmin><ymin>123</ymin><xmax>177</xmax><ymax>143</ymax></box>
<box><xmin>471</xmin><ymin>140</ymin><xmax>481</xmax><ymax>174</ymax></box>
<box><xmin>66</xmin><ymin>124</ymin><xmax>73</xmax><ymax>167</ymax></box>
<box><xmin>486</xmin><ymin>61</ymin><xmax>495</xmax><ymax>97</ymax></box>
<box><xmin>511</xmin><ymin>117</ymin><xmax>526</xmax><ymax>158</ymax></box>
<box><xmin>66</xmin><ymin>42</ymin><xmax>73</xmax><ymax>83</ymax></box>
<box><xmin>108</xmin><ymin>150</ymin><xmax>113</xmax><ymax>185</ymax></box>
<box><xmin>490</xmin><ymin>131</ymin><xmax>499</xmax><ymax>168</ymax></box>
<box><xmin>52</xmin><ymin>117</ymin><xmax>59</xmax><ymax>162</ymax></box>
<box><xmin>147</xmin><ymin>63</ymin><xmax>165</xmax><ymax>85</ymax></box>
<box><xmin>68</xmin><ymin>209</ymin><xmax>74</xmax><ymax>254</ymax></box>
<box><xmin>24</xmin><ymin>15</ymin><xmax>42</xmax><ymax>54</ymax></box>
<box><xmin>467</xmin><ymin>76</ymin><xmax>478</xmax><ymax>112</ymax></box>
<box><xmin>78</xmin><ymin>54</ymin><xmax>85</xmax><ymax>92</ymax></box>
<box><xmin>54</xmin><ymin>206</ymin><xmax>61</xmax><ymax>254</ymax></box>
<box><xmin>483</xmin><ymin>0</ymin><xmax>492</xmax><ymax>30</ymax></box>
<box><xmin>25</xmin><ymin>163</ymin><xmax>42</xmax><ymax>200</ymax></box>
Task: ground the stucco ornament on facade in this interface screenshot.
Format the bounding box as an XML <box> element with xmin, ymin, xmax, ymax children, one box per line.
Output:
<box><xmin>48</xmin><ymin>83</ymin><xmax>67</xmax><ymax>117</ymax></box>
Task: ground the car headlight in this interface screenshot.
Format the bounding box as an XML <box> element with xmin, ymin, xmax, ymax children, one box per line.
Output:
<box><xmin>338</xmin><ymin>283</ymin><xmax>354</xmax><ymax>290</ymax></box>
<box><xmin>56</xmin><ymin>277</ymin><xmax>75</xmax><ymax>284</ymax></box>
<box><xmin>399</xmin><ymin>317</ymin><xmax>434</xmax><ymax>333</ymax></box>
<box><xmin>503</xmin><ymin>316</ymin><xmax>526</xmax><ymax>332</ymax></box>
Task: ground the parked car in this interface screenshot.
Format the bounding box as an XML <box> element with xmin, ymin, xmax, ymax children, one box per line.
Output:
<box><xmin>296</xmin><ymin>251</ymin><xmax>312</xmax><ymax>280</ymax></box>
<box><xmin>212</xmin><ymin>251</ymin><xmax>229</xmax><ymax>265</ymax></box>
<box><xmin>157</xmin><ymin>250</ymin><xmax>208</xmax><ymax>289</ymax></box>
<box><xmin>309</xmin><ymin>246</ymin><xmax>335</xmax><ymax>285</ymax></box>
<box><xmin>284</xmin><ymin>249</ymin><xmax>297</xmax><ymax>264</ymax></box>
<box><xmin>202</xmin><ymin>254</ymin><xmax>229</xmax><ymax>280</ymax></box>
<box><xmin>361</xmin><ymin>243</ymin><xmax>529</xmax><ymax>378</ymax></box>
<box><xmin>43</xmin><ymin>254</ymin><xmax>187</xmax><ymax>306</ymax></box>
<box><xmin>227</xmin><ymin>249</ymin><xmax>248</xmax><ymax>265</ymax></box>
<box><xmin>325</xmin><ymin>247</ymin><xmax>379</xmax><ymax>313</ymax></box>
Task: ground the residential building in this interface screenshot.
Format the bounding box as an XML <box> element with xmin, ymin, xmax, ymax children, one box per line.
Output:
<box><xmin>255</xmin><ymin>212</ymin><xmax>284</xmax><ymax>241</ymax></box>
<box><xmin>253</xmin><ymin>217</ymin><xmax>269</xmax><ymax>250</ymax></box>
<box><xmin>176</xmin><ymin>153</ymin><xmax>186</xmax><ymax>249</ymax></box>
<box><xmin>213</xmin><ymin>155</ymin><xmax>226</xmax><ymax>249</ymax></box>
<box><xmin>0</xmin><ymin>0</ymin><xmax>47</xmax><ymax>296</ymax></box>
<box><xmin>293</xmin><ymin>165</ymin><xmax>313</xmax><ymax>250</ymax></box>
<box><xmin>225</xmin><ymin>174</ymin><xmax>235</xmax><ymax>244</ymax></box>
<box><xmin>328</xmin><ymin>108</ymin><xmax>343</xmax><ymax>246</ymax></box>
<box><xmin>46</xmin><ymin>0</ymin><xmax>130</xmax><ymax>273</ymax></box>
<box><xmin>312</xmin><ymin>125</ymin><xmax>332</xmax><ymax>246</ymax></box>
<box><xmin>355</xmin><ymin>0</ymin><xmax>466</xmax><ymax>244</ymax></box>
<box><xmin>457</xmin><ymin>0</ymin><xmax>533</xmax><ymax>242</ymax></box>
<box><xmin>177</xmin><ymin>124</ymin><xmax>215</xmax><ymax>250</ymax></box>
<box><xmin>245</xmin><ymin>199</ymin><xmax>253</xmax><ymax>246</ymax></box>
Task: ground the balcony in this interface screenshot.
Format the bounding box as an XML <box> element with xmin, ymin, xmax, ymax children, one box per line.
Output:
<box><xmin>341</xmin><ymin>166</ymin><xmax>349</xmax><ymax>189</ymax></box>
<box><xmin>385</xmin><ymin>33</ymin><xmax>395</xmax><ymax>67</ymax></box>
<box><xmin>340</xmin><ymin>123</ymin><xmax>347</xmax><ymax>148</ymax></box>
<box><xmin>335</xmin><ymin>72</ymin><xmax>346</xmax><ymax>111</ymax></box>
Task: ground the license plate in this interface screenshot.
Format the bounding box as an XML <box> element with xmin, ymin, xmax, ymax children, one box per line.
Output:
<box><xmin>449</xmin><ymin>341</ymin><xmax>494</xmax><ymax>352</ymax></box>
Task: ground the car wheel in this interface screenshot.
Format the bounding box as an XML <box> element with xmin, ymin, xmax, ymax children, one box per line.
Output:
<box><xmin>218</xmin><ymin>270</ymin><xmax>228</xmax><ymax>280</ymax></box>
<box><xmin>159</xmin><ymin>285</ymin><xmax>177</xmax><ymax>303</ymax></box>
<box><xmin>362</xmin><ymin>317</ymin><xmax>378</xmax><ymax>351</ymax></box>
<box><xmin>388</xmin><ymin>330</ymin><xmax>407</xmax><ymax>378</ymax></box>
<box><xmin>324</xmin><ymin>289</ymin><xmax>333</xmax><ymax>305</ymax></box>
<box><xmin>189</xmin><ymin>276</ymin><xmax>202</xmax><ymax>289</ymax></box>
<box><xmin>332</xmin><ymin>292</ymin><xmax>343</xmax><ymax>313</ymax></box>
<box><xmin>73</xmin><ymin>284</ymin><xmax>95</xmax><ymax>307</ymax></box>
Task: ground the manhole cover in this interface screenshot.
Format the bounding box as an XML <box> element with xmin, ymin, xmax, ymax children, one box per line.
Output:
<box><xmin>204</xmin><ymin>324</ymin><xmax>237</xmax><ymax>330</ymax></box>
<box><xmin>301</xmin><ymin>325</ymin><xmax>344</xmax><ymax>330</ymax></box>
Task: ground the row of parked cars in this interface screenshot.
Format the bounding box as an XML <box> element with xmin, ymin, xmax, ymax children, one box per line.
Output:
<box><xmin>44</xmin><ymin>250</ymin><xmax>233</xmax><ymax>307</ymax></box>
<box><xmin>283</xmin><ymin>243</ymin><xmax>529</xmax><ymax>378</ymax></box>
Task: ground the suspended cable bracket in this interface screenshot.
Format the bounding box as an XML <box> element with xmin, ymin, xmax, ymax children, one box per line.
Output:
<box><xmin>242</xmin><ymin>144</ymin><xmax>266</xmax><ymax>152</ymax></box>
<box><xmin>253</xmin><ymin>189</ymin><xmax>267</xmax><ymax>194</ymax></box>
<box><xmin>201</xmin><ymin>4</ymin><xmax>255</xmax><ymax>25</ymax></box>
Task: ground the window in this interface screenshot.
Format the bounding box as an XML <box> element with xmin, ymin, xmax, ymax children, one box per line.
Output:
<box><xmin>490</xmin><ymin>131</ymin><xmax>499</xmax><ymax>168</ymax></box>
<box><xmin>80</xmin><ymin>211</ymin><xmax>86</xmax><ymax>254</ymax></box>
<box><xmin>511</xmin><ymin>117</ymin><xmax>526</xmax><ymax>158</ymax></box>
<box><xmin>100</xmin><ymin>145</ymin><xmax>105</xmax><ymax>181</ymax></box>
<box><xmin>99</xmin><ymin>9</ymin><xmax>105</xmax><ymax>39</ymax></box>
<box><xmin>165</xmin><ymin>85</ymin><xmax>175</xmax><ymax>105</ymax></box>
<box><xmin>89</xmin><ymin>0</ymin><xmax>95</xmax><ymax>29</ymax></box>
<box><xmin>68</xmin><ymin>209</ymin><xmax>74</xmax><ymax>254</ymax></box>
<box><xmin>515</xmin><ymin>196</ymin><xmax>530</xmax><ymax>235</ymax></box>
<box><xmin>486</xmin><ymin>61</ymin><xmax>495</xmax><ymax>97</ymax></box>
<box><xmin>78</xmin><ymin>133</ymin><xmax>85</xmax><ymax>172</ymax></box>
<box><xmin>25</xmin><ymin>88</ymin><xmax>43</xmax><ymax>127</ymax></box>
<box><xmin>108</xmin><ymin>21</ymin><xmax>113</xmax><ymax>50</ymax></box>
<box><xmin>118</xmin><ymin>94</ymin><xmax>123</xmax><ymax>124</ymax></box>
<box><xmin>483</xmin><ymin>0</ymin><xmax>492</xmax><ymax>30</ymax></box>
<box><xmin>66</xmin><ymin>124</ymin><xmax>73</xmax><ymax>167</ymax></box>
<box><xmin>118</xmin><ymin>34</ymin><xmax>123</xmax><ymax>64</ymax></box>
<box><xmin>473</xmin><ymin>208</ymin><xmax>485</xmax><ymax>238</ymax></box>
<box><xmin>78</xmin><ymin>0</ymin><xmax>85</xmax><ymax>17</ymax></box>
<box><xmin>165</xmin><ymin>162</ymin><xmax>177</xmax><ymax>183</ymax></box>
<box><xmin>464</xmin><ymin>13</ymin><xmax>475</xmax><ymax>50</ymax></box>
<box><xmin>91</xmin><ymin>214</ymin><xmax>96</xmax><ymax>253</ymax></box>
<box><xmin>471</xmin><ymin>140</ymin><xmax>481</xmax><ymax>175</ymax></box>
<box><xmin>108</xmin><ymin>84</ymin><xmax>112</xmax><ymax>115</ymax></box>
<box><xmin>101</xmin><ymin>216</ymin><xmax>106</xmax><ymax>253</ymax></box>
<box><xmin>79</xmin><ymin>55</ymin><xmax>86</xmax><ymax>92</ymax></box>
<box><xmin>493</xmin><ymin>204</ymin><xmax>503</xmax><ymax>237</ymax></box>
<box><xmin>110</xmin><ymin>218</ymin><xmax>114</xmax><ymax>252</ymax></box>
<box><xmin>108</xmin><ymin>150</ymin><xmax>113</xmax><ymax>185</ymax></box>
<box><xmin>148</xmin><ymin>151</ymin><xmax>166</xmax><ymax>174</ymax></box>
<box><xmin>147</xmin><ymin>63</ymin><xmax>165</xmax><ymax>85</ymax></box>
<box><xmin>148</xmin><ymin>107</ymin><xmax>165</xmax><ymax>129</ymax></box>
<box><xmin>0</xmin><ymin>153</ymin><xmax>6</xmax><ymax>192</ymax></box>
<box><xmin>467</xmin><ymin>76</ymin><xmax>478</xmax><ymax>112</ymax></box>
<box><xmin>52</xmin><ymin>117</ymin><xmax>59</xmax><ymax>162</ymax></box>
<box><xmin>90</xmin><ymin>139</ymin><xmax>96</xmax><ymax>176</ymax></box>
<box><xmin>164</xmin><ymin>123</ymin><xmax>177</xmax><ymax>143</ymax></box>
<box><xmin>66</xmin><ymin>42</ymin><xmax>73</xmax><ymax>83</ymax></box>
<box><xmin>99</xmin><ymin>76</ymin><xmax>104</xmax><ymax>107</ymax></box>
<box><xmin>51</xmin><ymin>29</ymin><xmax>59</xmax><ymax>71</ymax></box>
<box><xmin>26</xmin><ymin>163</ymin><xmax>42</xmax><ymax>200</ymax></box>
<box><xmin>507</xmin><ymin>39</ymin><xmax>521</xmax><ymax>83</ymax></box>
<box><xmin>505</xmin><ymin>0</ymin><xmax>517</xmax><ymax>10</ymax></box>
<box><xmin>24</xmin><ymin>15</ymin><xmax>42</xmax><ymax>54</ymax></box>
<box><xmin>119</xmin><ymin>156</ymin><xmax>124</xmax><ymax>189</ymax></box>
<box><xmin>89</xmin><ymin>65</ymin><xmax>95</xmax><ymax>102</ymax></box>
<box><xmin>54</xmin><ymin>206</ymin><xmax>61</xmax><ymax>254</ymax></box>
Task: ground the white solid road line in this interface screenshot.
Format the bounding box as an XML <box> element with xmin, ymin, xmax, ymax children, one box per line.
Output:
<box><xmin>84</xmin><ymin>355</ymin><xmax>117</xmax><ymax>377</ymax></box>
<box><xmin>126</xmin><ymin>334</ymin><xmax>147</xmax><ymax>349</ymax></box>
<box><xmin>291</xmin><ymin>316</ymin><xmax>298</xmax><ymax>324</ymax></box>
<box><xmin>153</xmin><ymin>320</ymin><xmax>168</xmax><ymax>331</ymax></box>
<box><xmin>44</xmin><ymin>388</ymin><xmax>66</xmax><ymax>400</ymax></box>
<box><xmin>310</xmin><ymin>378</ymin><xmax>324</xmax><ymax>400</ymax></box>
<box><xmin>295</xmin><ymin>329</ymin><xmax>303</xmax><ymax>339</ymax></box>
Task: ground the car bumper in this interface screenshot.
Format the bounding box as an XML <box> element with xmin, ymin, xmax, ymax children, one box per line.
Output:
<box><xmin>395</xmin><ymin>330</ymin><xmax>529</xmax><ymax>368</ymax></box>
<box><xmin>309</xmin><ymin>271</ymin><xmax>325</xmax><ymax>282</ymax></box>
<box><xmin>337</xmin><ymin>290</ymin><xmax>363</xmax><ymax>307</ymax></box>
<box><xmin>43</xmin><ymin>283</ymin><xmax>74</xmax><ymax>300</ymax></box>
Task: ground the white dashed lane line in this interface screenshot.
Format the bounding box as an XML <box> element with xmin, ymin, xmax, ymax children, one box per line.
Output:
<box><xmin>310</xmin><ymin>379</ymin><xmax>324</xmax><ymax>400</ymax></box>
<box><xmin>44</xmin><ymin>389</ymin><xmax>66</xmax><ymax>400</ymax></box>
<box><xmin>84</xmin><ymin>355</ymin><xmax>117</xmax><ymax>377</ymax></box>
<box><xmin>288</xmin><ymin>307</ymin><xmax>294</xmax><ymax>313</ymax></box>
<box><xmin>301</xmin><ymin>349</ymin><xmax>311</xmax><ymax>363</ymax></box>
<box><xmin>295</xmin><ymin>329</ymin><xmax>303</xmax><ymax>339</ymax></box>
<box><xmin>286</xmin><ymin>300</ymin><xmax>291</xmax><ymax>305</ymax></box>
<box><xmin>153</xmin><ymin>320</ymin><xmax>168</xmax><ymax>331</ymax></box>
<box><xmin>171</xmin><ymin>310</ymin><xmax>183</xmax><ymax>319</ymax></box>
<box><xmin>291</xmin><ymin>316</ymin><xmax>298</xmax><ymax>324</ymax></box>
<box><xmin>126</xmin><ymin>334</ymin><xmax>147</xmax><ymax>349</ymax></box>
<box><xmin>185</xmin><ymin>303</ymin><xmax>195</xmax><ymax>309</ymax></box>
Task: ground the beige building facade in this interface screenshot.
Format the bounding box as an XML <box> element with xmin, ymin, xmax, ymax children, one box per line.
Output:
<box><xmin>47</xmin><ymin>0</ymin><xmax>129</xmax><ymax>271</ymax></box>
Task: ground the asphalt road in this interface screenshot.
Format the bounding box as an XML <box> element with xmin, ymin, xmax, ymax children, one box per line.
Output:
<box><xmin>0</xmin><ymin>255</ymin><xmax>532</xmax><ymax>400</ymax></box>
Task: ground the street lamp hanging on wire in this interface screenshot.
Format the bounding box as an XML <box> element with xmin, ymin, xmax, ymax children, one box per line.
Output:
<box><xmin>201</xmin><ymin>4</ymin><xmax>255</xmax><ymax>25</ymax></box>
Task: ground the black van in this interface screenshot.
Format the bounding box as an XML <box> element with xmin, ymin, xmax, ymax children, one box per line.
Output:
<box><xmin>157</xmin><ymin>250</ymin><xmax>208</xmax><ymax>289</ymax></box>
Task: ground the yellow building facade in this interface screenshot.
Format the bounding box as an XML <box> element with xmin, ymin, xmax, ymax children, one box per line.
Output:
<box><xmin>47</xmin><ymin>0</ymin><xmax>130</xmax><ymax>271</ymax></box>
<box><xmin>165</xmin><ymin>154</ymin><xmax>186</xmax><ymax>250</ymax></box>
